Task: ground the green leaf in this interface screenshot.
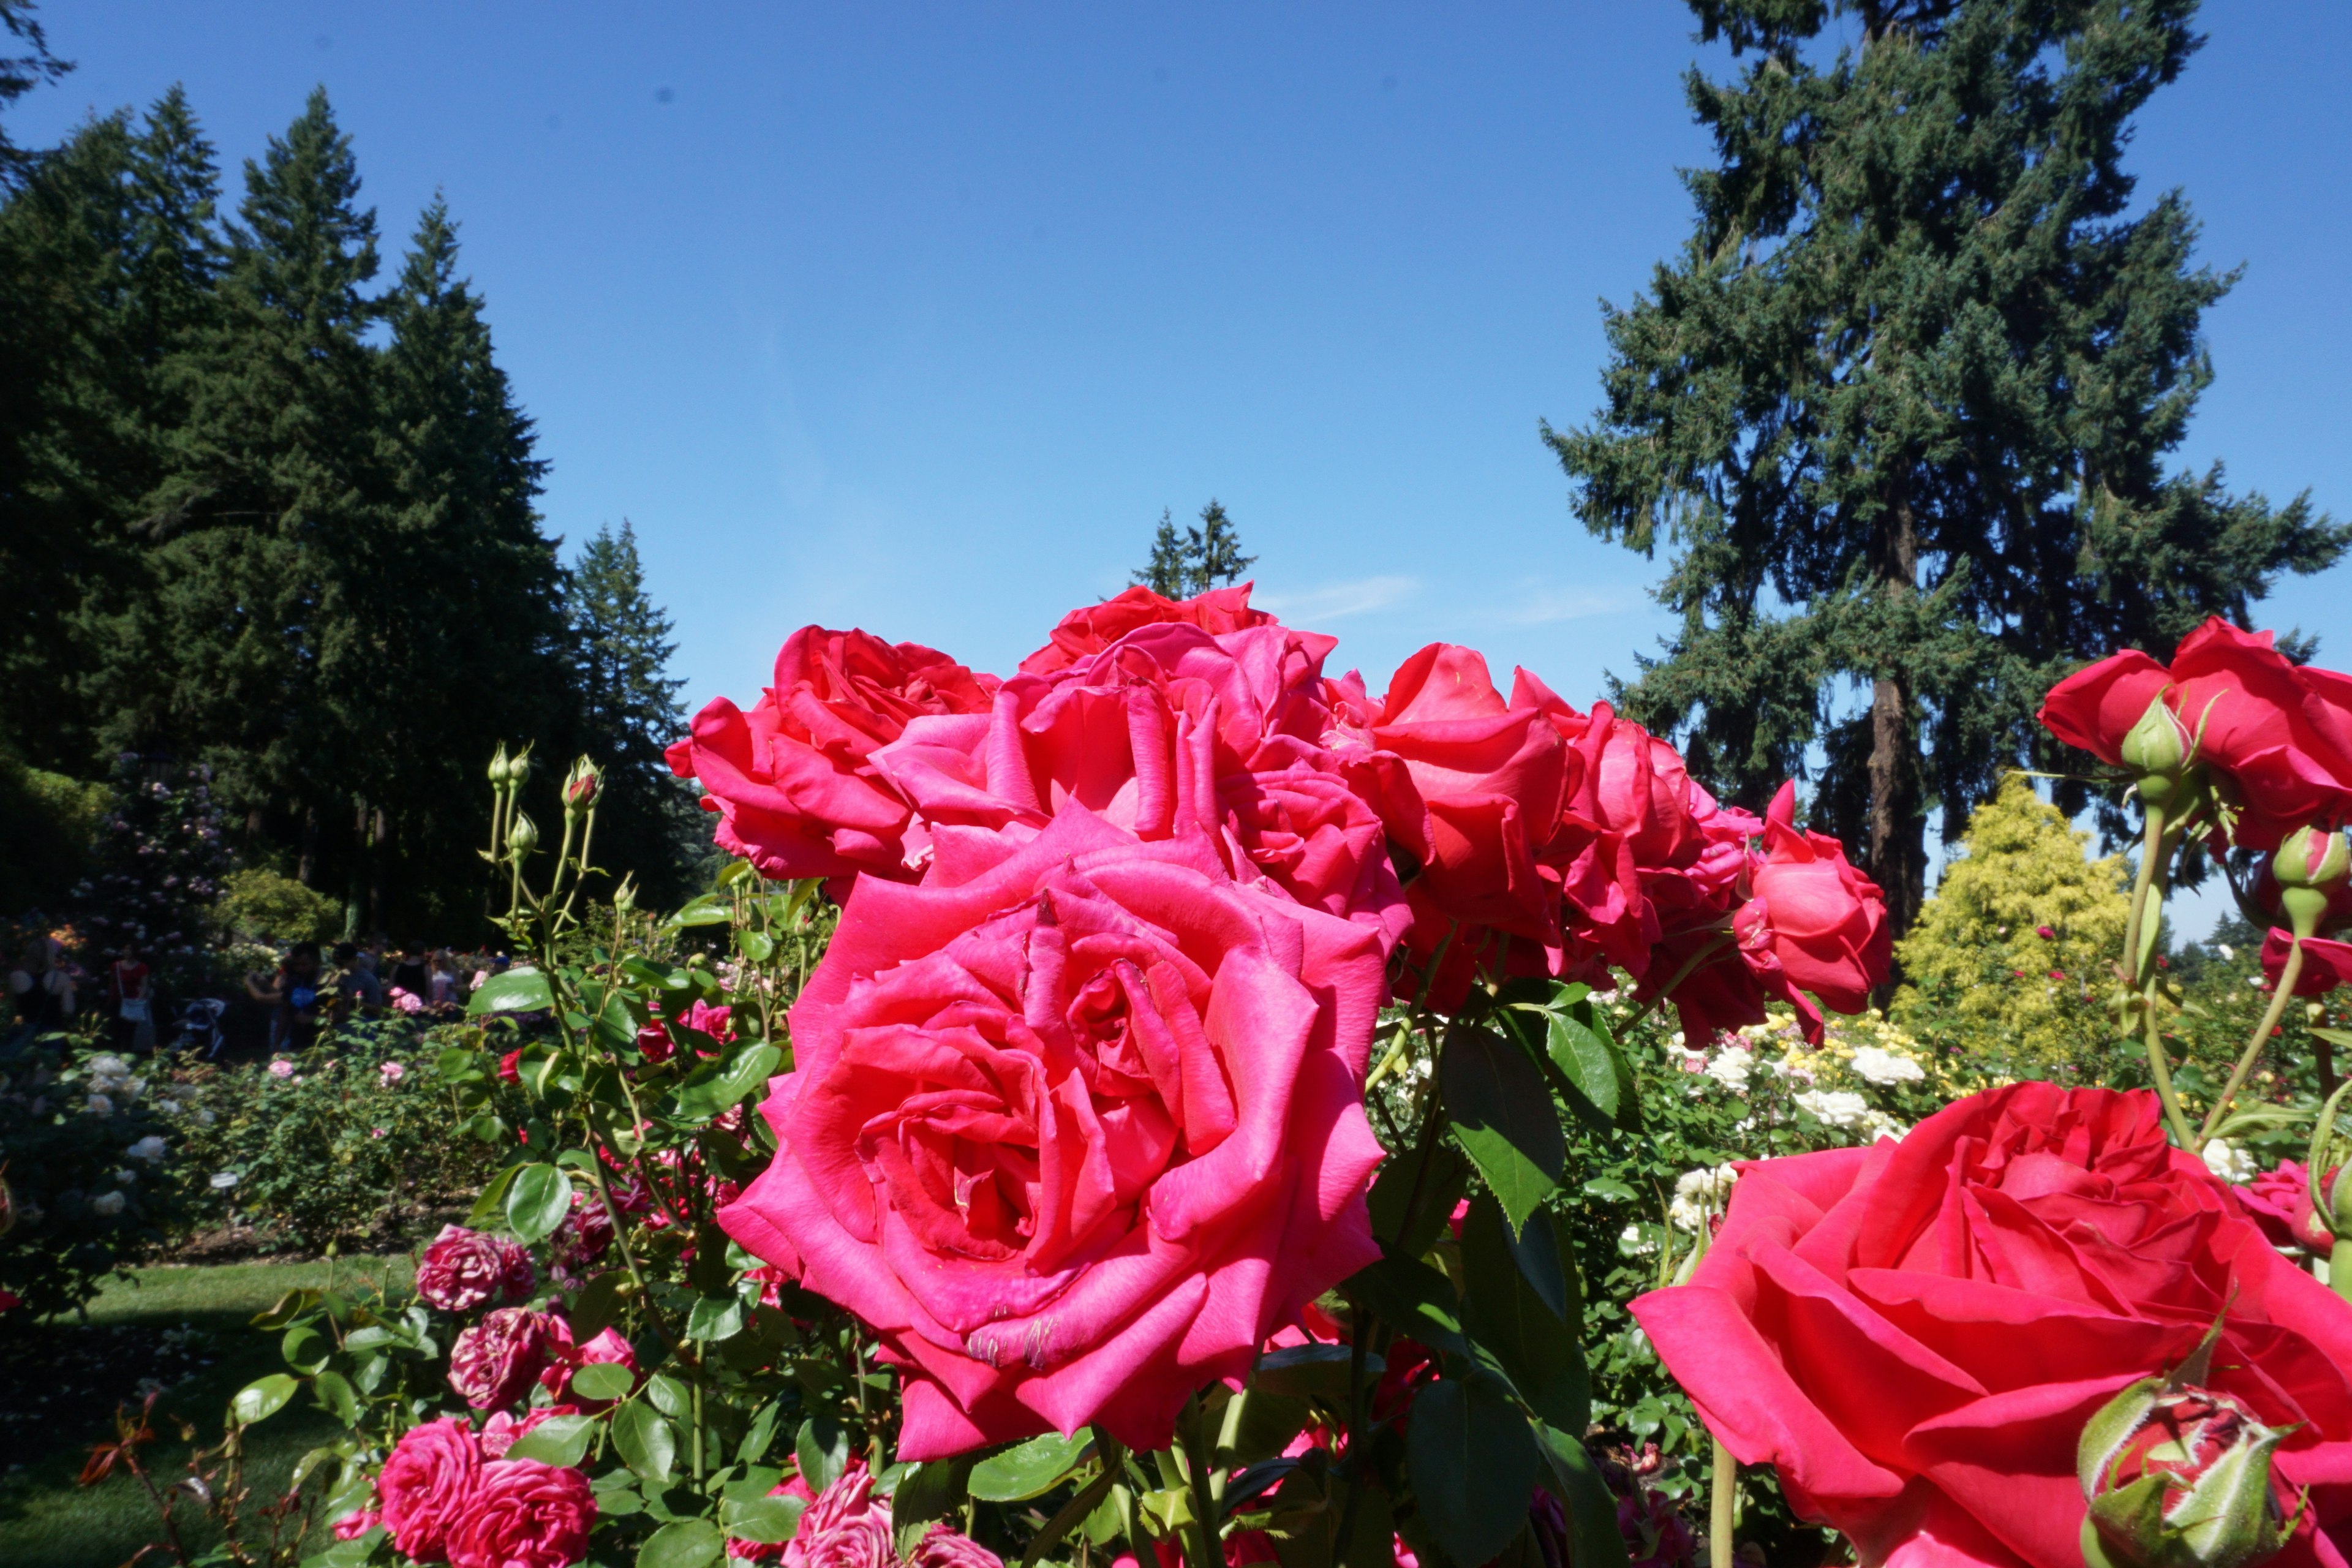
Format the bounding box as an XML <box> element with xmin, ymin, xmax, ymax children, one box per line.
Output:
<box><xmin>1251</xmin><ymin>1343</ymin><xmax>1368</xmax><ymax>1404</ymax></box>
<box><xmin>1459</xmin><ymin>1197</ymin><xmax>1576</xmax><ymax>1412</ymax></box>
<box><xmin>251</xmin><ymin>1289</ymin><xmax>318</xmax><ymax>1330</ymax></box>
<box><xmin>1531</xmin><ymin>1423</ymin><xmax>1631</xmax><ymax>1568</ymax></box>
<box><xmin>311</xmin><ymin>1370</ymin><xmax>360</xmax><ymax>1427</ymax></box>
<box><xmin>737</xmin><ymin>1400</ymin><xmax>783</xmax><ymax>1466</ymax></box>
<box><xmin>1343</xmin><ymin>1256</ymin><xmax>1468</xmax><ymax>1359</ymax></box>
<box><xmin>570</xmin><ymin>1362</ymin><xmax>637</xmax><ymax>1401</ymax></box>
<box><xmin>1406</xmin><ymin>1378</ymin><xmax>1542</xmax><ymax>1568</ymax></box>
<box><xmin>281</xmin><ymin>1322</ymin><xmax>332</xmax><ymax>1375</ymax></box>
<box><xmin>510</xmin><ymin>1412</ymin><xmax>598</xmax><ymax>1467</ymax></box>
<box><xmin>646</xmin><ymin>1371</ymin><xmax>693</xmax><ymax>1420</ymax></box>
<box><xmin>687</xmin><ymin>1295</ymin><xmax>745</xmax><ymax>1343</ymax></box>
<box><xmin>469</xmin><ymin>966</ymin><xmax>556</xmax><ymax>1016</ymax></box>
<box><xmin>613</xmin><ymin>1401</ymin><xmax>677</xmax><ymax>1485</ymax></box>
<box><xmin>621</xmin><ymin>957</ymin><xmax>693</xmax><ymax>992</ymax></box>
<box><xmin>1441</xmin><ymin>1028</ymin><xmax>1564</xmax><ymax>1237</ymax></box>
<box><xmin>890</xmin><ymin>1457</ymin><xmax>975</xmax><ymax>1558</ymax></box>
<box><xmin>967</xmin><ymin>1430</ymin><xmax>1090</xmax><ymax>1502</ymax></box>
<box><xmin>638</xmin><ymin>1518</ymin><xmax>724</xmax><ymax>1568</ymax></box>
<box><xmin>1367</xmin><ymin>1140</ymin><xmax>1471</xmax><ymax>1260</ymax></box>
<box><xmin>1545</xmin><ymin>1008</ymin><xmax>1619</xmax><ymax>1129</ymax></box>
<box><xmin>738</xmin><ymin>929</ymin><xmax>777</xmax><ymax>963</ymax></box>
<box><xmin>668</xmin><ymin>896</ymin><xmax>731</xmax><ymax>929</ymax></box>
<box><xmin>505</xmin><ymin>1162</ymin><xmax>572</xmax><ymax>1243</ymax></box>
<box><xmin>720</xmin><ymin>1493</ymin><xmax>806</xmax><ymax>1547</ymax></box>
<box><xmin>673</xmin><ymin>1044</ymin><xmax>783</xmax><ymax>1122</ymax></box>
<box><xmin>595</xmin><ymin>990</ymin><xmax>648</xmax><ymax>1054</ymax></box>
<box><xmin>796</xmin><ymin>1413</ymin><xmax>848</xmax><ymax>1493</ymax></box>
<box><xmin>570</xmin><ymin>1270</ymin><xmax>628</xmax><ymax>1341</ymax></box>
<box><xmin>232</xmin><ymin>1373</ymin><xmax>300</xmax><ymax>1427</ymax></box>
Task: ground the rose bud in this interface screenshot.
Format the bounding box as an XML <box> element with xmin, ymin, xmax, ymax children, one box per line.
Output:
<box><xmin>507</xmin><ymin>812</ymin><xmax>540</xmax><ymax>858</ymax></box>
<box><xmin>562</xmin><ymin>756</ymin><xmax>601</xmax><ymax>815</ymax></box>
<box><xmin>2120</xmin><ymin>691</ymin><xmax>2196</xmax><ymax>801</ymax></box>
<box><xmin>2078</xmin><ymin>1343</ymin><xmax>2296</xmax><ymax>1568</ymax></box>
<box><xmin>2272</xmin><ymin>826</ymin><xmax>2352</xmax><ymax>940</ymax></box>
<box><xmin>488</xmin><ymin>742</ymin><xmax>512</xmax><ymax>785</ymax></box>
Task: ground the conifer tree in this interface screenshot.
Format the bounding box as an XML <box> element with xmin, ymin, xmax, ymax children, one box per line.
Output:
<box><xmin>1890</xmin><ymin>775</ymin><xmax>2128</xmax><ymax>1078</ymax></box>
<box><xmin>1130</xmin><ymin>498</ymin><xmax>1256</xmax><ymax>597</ymax></box>
<box><xmin>119</xmin><ymin>86</ymin><xmax>388</xmax><ymax>885</ymax></box>
<box><xmin>0</xmin><ymin>0</ymin><xmax>69</xmax><ymax>189</ymax></box>
<box><xmin>570</xmin><ymin>522</ymin><xmax>697</xmax><ymax>902</ymax></box>
<box><xmin>1548</xmin><ymin>0</ymin><xmax>2346</xmax><ymax>951</ymax></box>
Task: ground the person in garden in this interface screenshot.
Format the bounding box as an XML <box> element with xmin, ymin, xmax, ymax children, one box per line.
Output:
<box><xmin>246</xmin><ymin>940</ymin><xmax>324</xmax><ymax>1053</ymax></box>
<box><xmin>107</xmin><ymin>939</ymin><xmax>157</xmax><ymax>1055</ymax></box>
<box><xmin>6</xmin><ymin>934</ymin><xmax>75</xmax><ymax>1041</ymax></box>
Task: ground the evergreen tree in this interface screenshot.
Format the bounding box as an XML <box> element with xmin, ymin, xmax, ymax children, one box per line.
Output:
<box><xmin>570</xmin><ymin>522</ymin><xmax>696</xmax><ymax>903</ymax></box>
<box><xmin>114</xmin><ymin>86</ymin><xmax>388</xmax><ymax>888</ymax></box>
<box><xmin>366</xmin><ymin>196</ymin><xmax>571</xmax><ymax>928</ymax></box>
<box><xmin>1129</xmin><ymin>498</ymin><xmax>1256</xmax><ymax>597</ymax></box>
<box><xmin>1548</xmin><ymin>0</ymin><xmax>2346</xmax><ymax>955</ymax></box>
<box><xmin>0</xmin><ymin>0</ymin><xmax>69</xmax><ymax>189</ymax></box>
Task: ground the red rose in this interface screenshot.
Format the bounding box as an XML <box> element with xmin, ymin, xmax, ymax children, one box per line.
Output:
<box><xmin>719</xmin><ymin>811</ymin><xmax>1387</xmax><ymax>1458</ymax></box>
<box><xmin>2238</xmin><ymin>1159</ymin><xmax>2339</xmax><ymax>1256</ymax></box>
<box><xmin>2041</xmin><ymin>620</ymin><xmax>2352</xmax><ymax>850</ymax></box>
<box><xmin>332</xmin><ymin>1509</ymin><xmax>380</xmax><ymax>1540</ymax></box>
<box><xmin>783</xmin><ymin>1463</ymin><xmax>892</xmax><ymax>1568</ymax></box>
<box><xmin>1018</xmin><ymin>584</ymin><xmax>1272</xmax><ymax>677</ymax></box>
<box><xmin>1632</xmin><ymin>1084</ymin><xmax>2352</xmax><ymax>1568</ymax></box>
<box><xmin>445</xmin><ymin>1458</ymin><xmax>595</xmax><ymax>1568</ymax></box>
<box><xmin>2261</xmin><ymin>928</ymin><xmax>2352</xmax><ymax>996</ymax></box>
<box><xmin>417</xmin><ymin>1225</ymin><xmax>536</xmax><ymax>1313</ymax></box>
<box><xmin>908</xmin><ymin>1523</ymin><xmax>1006</xmax><ymax>1568</ymax></box>
<box><xmin>537</xmin><ymin>1316</ymin><xmax>639</xmax><ymax>1408</ymax></box>
<box><xmin>551</xmin><ymin>1193</ymin><xmax>612</xmax><ymax>1271</ymax></box>
<box><xmin>378</xmin><ymin>1416</ymin><xmax>483</xmax><ymax>1562</ymax></box>
<box><xmin>497</xmin><ymin>1049</ymin><xmax>522</xmax><ymax>1085</ymax></box>
<box><xmin>1741</xmin><ymin>780</ymin><xmax>1890</xmax><ymax>1014</ymax></box>
<box><xmin>447</xmin><ymin>1307</ymin><xmax>552</xmax><ymax>1411</ymax></box>
<box><xmin>1333</xmin><ymin>643</ymin><xmax>1569</xmax><ymax>944</ymax></box>
<box><xmin>666</xmin><ymin>625</ymin><xmax>998</xmax><ymax>884</ymax></box>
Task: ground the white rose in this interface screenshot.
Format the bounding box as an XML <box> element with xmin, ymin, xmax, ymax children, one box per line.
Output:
<box><xmin>1795</xmin><ymin>1089</ymin><xmax>1873</xmax><ymax>1129</ymax></box>
<box><xmin>1705</xmin><ymin>1046</ymin><xmax>1756</xmax><ymax>1093</ymax></box>
<box><xmin>1849</xmin><ymin>1045</ymin><xmax>1926</xmax><ymax>1086</ymax></box>
<box><xmin>1668</xmin><ymin>1163</ymin><xmax>1740</xmax><ymax>1232</ymax></box>
<box><xmin>2203</xmin><ymin>1138</ymin><xmax>2258</xmax><ymax>1185</ymax></box>
<box><xmin>1618</xmin><ymin>1223</ymin><xmax>1660</xmax><ymax>1258</ymax></box>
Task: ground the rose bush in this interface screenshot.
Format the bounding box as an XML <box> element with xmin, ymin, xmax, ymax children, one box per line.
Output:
<box><xmin>1634</xmin><ymin>1083</ymin><xmax>2352</xmax><ymax>1568</ymax></box>
<box><xmin>719</xmin><ymin>809</ymin><xmax>1387</xmax><ymax>1456</ymax></box>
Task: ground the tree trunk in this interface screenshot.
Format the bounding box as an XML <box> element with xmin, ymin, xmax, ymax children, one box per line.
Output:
<box><xmin>1868</xmin><ymin>478</ymin><xmax>1928</xmax><ymax>1005</ymax></box>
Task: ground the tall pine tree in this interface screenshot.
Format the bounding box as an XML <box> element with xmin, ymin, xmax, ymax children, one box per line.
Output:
<box><xmin>1130</xmin><ymin>499</ymin><xmax>1257</xmax><ymax>597</ymax></box>
<box><xmin>119</xmin><ymin>86</ymin><xmax>388</xmax><ymax>885</ymax></box>
<box><xmin>570</xmin><ymin>522</ymin><xmax>697</xmax><ymax>903</ymax></box>
<box><xmin>1548</xmin><ymin>0</ymin><xmax>2345</xmax><ymax>952</ymax></box>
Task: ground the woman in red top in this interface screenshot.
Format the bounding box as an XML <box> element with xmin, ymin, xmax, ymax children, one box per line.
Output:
<box><xmin>109</xmin><ymin>940</ymin><xmax>156</xmax><ymax>1055</ymax></box>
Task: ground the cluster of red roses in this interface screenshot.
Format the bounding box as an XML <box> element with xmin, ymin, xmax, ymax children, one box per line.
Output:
<box><xmin>669</xmin><ymin>583</ymin><xmax>1891</xmax><ymax>1045</ymax></box>
<box><xmin>667</xmin><ymin>586</ymin><xmax>1893</xmax><ymax>1461</ymax></box>
<box><xmin>341</xmin><ymin>1414</ymin><xmax>596</xmax><ymax>1568</ymax></box>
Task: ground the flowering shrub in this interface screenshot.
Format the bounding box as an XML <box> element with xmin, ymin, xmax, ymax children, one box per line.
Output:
<box><xmin>80</xmin><ymin>599</ymin><xmax>2352</xmax><ymax>1568</ymax></box>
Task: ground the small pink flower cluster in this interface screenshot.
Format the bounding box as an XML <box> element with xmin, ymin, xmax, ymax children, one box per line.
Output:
<box><xmin>349</xmin><ymin>1415</ymin><xmax>595</xmax><ymax>1568</ymax></box>
<box><xmin>728</xmin><ymin>1462</ymin><xmax>1003</xmax><ymax>1568</ymax></box>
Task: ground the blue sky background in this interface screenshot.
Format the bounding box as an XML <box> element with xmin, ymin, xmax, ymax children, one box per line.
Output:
<box><xmin>16</xmin><ymin>1</ymin><xmax>2348</xmax><ymax>930</ymax></box>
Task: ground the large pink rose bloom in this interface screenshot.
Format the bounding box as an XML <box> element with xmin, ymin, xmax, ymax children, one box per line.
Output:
<box><xmin>718</xmin><ymin>810</ymin><xmax>1389</xmax><ymax>1457</ymax></box>
<box><xmin>416</xmin><ymin>1224</ymin><xmax>535</xmax><ymax>1313</ymax></box>
<box><xmin>377</xmin><ymin>1416</ymin><xmax>483</xmax><ymax>1562</ymax></box>
<box><xmin>1018</xmin><ymin>584</ymin><xmax>1273</xmax><ymax>677</ymax></box>
<box><xmin>783</xmin><ymin>1463</ymin><xmax>894</xmax><ymax>1568</ymax></box>
<box><xmin>666</xmin><ymin>625</ymin><xmax>998</xmax><ymax>883</ymax></box>
<box><xmin>1632</xmin><ymin>1085</ymin><xmax>2352</xmax><ymax>1568</ymax></box>
<box><xmin>872</xmin><ymin>614</ymin><xmax>1405</xmax><ymax>951</ymax></box>
<box><xmin>445</xmin><ymin>1458</ymin><xmax>595</xmax><ymax>1568</ymax></box>
<box><xmin>448</xmin><ymin>1307</ymin><xmax>552</xmax><ymax>1411</ymax></box>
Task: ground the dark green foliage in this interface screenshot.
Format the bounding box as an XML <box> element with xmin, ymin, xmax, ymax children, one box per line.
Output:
<box><xmin>569</xmin><ymin>522</ymin><xmax>700</xmax><ymax>906</ymax></box>
<box><xmin>1131</xmin><ymin>498</ymin><xmax>1257</xmax><ymax>597</ymax></box>
<box><xmin>0</xmin><ymin>69</ymin><xmax>698</xmax><ymax>933</ymax></box>
<box><xmin>1548</xmin><ymin>0</ymin><xmax>2346</xmax><ymax>947</ymax></box>
<box><xmin>0</xmin><ymin>0</ymin><xmax>69</xmax><ymax>187</ymax></box>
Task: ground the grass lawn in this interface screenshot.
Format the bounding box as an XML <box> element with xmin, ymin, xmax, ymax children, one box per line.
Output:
<box><xmin>0</xmin><ymin>1256</ymin><xmax>413</xmax><ymax>1568</ymax></box>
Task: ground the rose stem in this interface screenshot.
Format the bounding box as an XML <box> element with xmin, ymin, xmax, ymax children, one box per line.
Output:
<box><xmin>1711</xmin><ymin>1439</ymin><xmax>1736</xmax><ymax>1568</ymax></box>
<box><xmin>2200</xmin><ymin>938</ymin><xmax>2307</xmax><ymax>1148</ymax></box>
<box><xmin>2126</xmin><ymin>807</ymin><xmax>2199</xmax><ymax>1152</ymax></box>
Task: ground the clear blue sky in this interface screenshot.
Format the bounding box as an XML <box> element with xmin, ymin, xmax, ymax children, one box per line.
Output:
<box><xmin>17</xmin><ymin>1</ymin><xmax>2349</xmax><ymax>925</ymax></box>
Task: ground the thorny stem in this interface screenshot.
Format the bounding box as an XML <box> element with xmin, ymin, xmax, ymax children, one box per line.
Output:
<box><xmin>2125</xmin><ymin>808</ymin><xmax>2199</xmax><ymax>1153</ymax></box>
<box><xmin>2201</xmin><ymin>938</ymin><xmax>2307</xmax><ymax>1149</ymax></box>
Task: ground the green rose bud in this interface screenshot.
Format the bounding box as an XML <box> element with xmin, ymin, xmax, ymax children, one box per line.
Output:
<box><xmin>488</xmin><ymin>742</ymin><xmax>511</xmax><ymax>786</ymax></box>
<box><xmin>507</xmin><ymin>811</ymin><xmax>540</xmax><ymax>858</ymax></box>
<box><xmin>2272</xmin><ymin>827</ymin><xmax>2350</xmax><ymax>939</ymax></box>
<box><xmin>562</xmin><ymin>756</ymin><xmax>602</xmax><ymax>815</ymax></box>
<box><xmin>2078</xmin><ymin>1332</ymin><xmax>2296</xmax><ymax>1568</ymax></box>
<box><xmin>2121</xmin><ymin>693</ymin><xmax>2192</xmax><ymax>781</ymax></box>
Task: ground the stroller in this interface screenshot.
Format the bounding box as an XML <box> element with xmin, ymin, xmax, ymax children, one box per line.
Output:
<box><xmin>175</xmin><ymin>997</ymin><xmax>229</xmax><ymax>1061</ymax></box>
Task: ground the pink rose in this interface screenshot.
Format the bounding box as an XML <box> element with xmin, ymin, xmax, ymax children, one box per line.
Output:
<box><xmin>726</xmin><ymin>1472</ymin><xmax>816</xmax><ymax>1562</ymax></box>
<box><xmin>1017</xmin><ymin>583</ymin><xmax>1272</xmax><ymax>677</ymax></box>
<box><xmin>417</xmin><ymin>1224</ymin><xmax>536</xmax><ymax>1313</ymax></box>
<box><xmin>784</xmin><ymin>1463</ymin><xmax>892</xmax><ymax>1568</ymax></box>
<box><xmin>910</xmin><ymin>1522</ymin><xmax>1007</xmax><ymax>1568</ymax></box>
<box><xmin>445</xmin><ymin>1458</ymin><xmax>595</xmax><ymax>1568</ymax></box>
<box><xmin>333</xmin><ymin>1509</ymin><xmax>380</xmax><ymax>1540</ymax></box>
<box><xmin>682</xmin><ymin>998</ymin><xmax>734</xmax><ymax>1042</ymax></box>
<box><xmin>1740</xmin><ymin>780</ymin><xmax>1891</xmax><ymax>1015</ymax></box>
<box><xmin>537</xmin><ymin>1316</ymin><xmax>639</xmax><ymax>1407</ymax></box>
<box><xmin>872</xmin><ymin>614</ymin><xmax>1403</xmax><ymax>948</ymax></box>
<box><xmin>481</xmin><ymin>1404</ymin><xmax>580</xmax><ymax>1460</ymax></box>
<box><xmin>552</xmin><ymin>1193</ymin><xmax>613</xmax><ymax>1270</ymax></box>
<box><xmin>720</xmin><ymin>810</ymin><xmax>1387</xmax><ymax>1458</ymax></box>
<box><xmin>2263</xmin><ymin>927</ymin><xmax>2352</xmax><ymax>997</ymax></box>
<box><xmin>666</xmin><ymin>625</ymin><xmax>998</xmax><ymax>883</ymax></box>
<box><xmin>448</xmin><ymin>1307</ymin><xmax>552</xmax><ymax>1410</ymax></box>
<box><xmin>378</xmin><ymin>1416</ymin><xmax>483</xmax><ymax>1562</ymax></box>
<box><xmin>2239</xmin><ymin>1159</ymin><xmax>2340</xmax><ymax>1256</ymax></box>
